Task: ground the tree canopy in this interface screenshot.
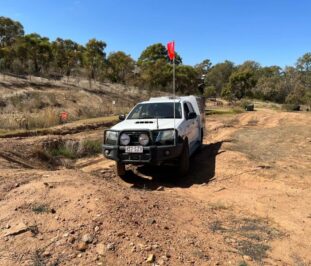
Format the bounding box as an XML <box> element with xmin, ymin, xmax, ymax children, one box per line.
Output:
<box><xmin>138</xmin><ymin>43</ymin><xmax>182</xmax><ymax>65</ymax></box>
<box><xmin>0</xmin><ymin>16</ymin><xmax>24</xmax><ymax>47</ymax></box>
<box><xmin>107</xmin><ymin>51</ymin><xmax>135</xmax><ymax>83</ymax></box>
<box><xmin>0</xmin><ymin>16</ymin><xmax>310</xmax><ymax>106</ymax></box>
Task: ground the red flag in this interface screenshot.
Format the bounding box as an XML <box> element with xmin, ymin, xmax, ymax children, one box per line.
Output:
<box><xmin>167</xmin><ymin>41</ymin><xmax>175</xmax><ymax>60</ymax></box>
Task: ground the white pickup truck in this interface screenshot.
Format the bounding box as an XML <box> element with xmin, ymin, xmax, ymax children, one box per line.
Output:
<box><xmin>103</xmin><ymin>95</ymin><xmax>205</xmax><ymax>177</ymax></box>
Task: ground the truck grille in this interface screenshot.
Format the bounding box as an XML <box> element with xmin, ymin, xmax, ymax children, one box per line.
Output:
<box><xmin>118</xmin><ymin>131</ymin><xmax>152</xmax><ymax>162</ymax></box>
<box><xmin>119</xmin><ymin>153</ymin><xmax>151</xmax><ymax>161</ymax></box>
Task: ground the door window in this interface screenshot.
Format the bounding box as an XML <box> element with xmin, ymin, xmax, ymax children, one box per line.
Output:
<box><xmin>183</xmin><ymin>103</ymin><xmax>190</xmax><ymax>119</ymax></box>
<box><xmin>187</xmin><ymin>102</ymin><xmax>195</xmax><ymax>113</ymax></box>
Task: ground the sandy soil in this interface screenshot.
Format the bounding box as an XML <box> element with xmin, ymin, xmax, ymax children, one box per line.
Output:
<box><xmin>0</xmin><ymin>108</ymin><xmax>310</xmax><ymax>266</ymax></box>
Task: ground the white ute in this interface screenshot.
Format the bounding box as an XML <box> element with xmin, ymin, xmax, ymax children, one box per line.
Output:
<box><xmin>103</xmin><ymin>95</ymin><xmax>205</xmax><ymax>177</ymax></box>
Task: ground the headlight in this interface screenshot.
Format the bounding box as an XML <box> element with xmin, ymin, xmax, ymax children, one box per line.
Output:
<box><xmin>139</xmin><ymin>133</ymin><xmax>149</xmax><ymax>146</ymax></box>
<box><xmin>105</xmin><ymin>131</ymin><xmax>118</xmax><ymax>145</ymax></box>
<box><xmin>120</xmin><ymin>133</ymin><xmax>130</xmax><ymax>145</ymax></box>
<box><xmin>154</xmin><ymin>130</ymin><xmax>176</xmax><ymax>145</ymax></box>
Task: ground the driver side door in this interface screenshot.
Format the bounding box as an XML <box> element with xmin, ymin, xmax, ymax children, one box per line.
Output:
<box><xmin>183</xmin><ymin>102</ymin><xmax>194</xmax><ymax>148</ymax></box>
<box><xmin>186</xmin><ymin>102</ymin><xmax>200</xmax><ymax>145</ymax></box>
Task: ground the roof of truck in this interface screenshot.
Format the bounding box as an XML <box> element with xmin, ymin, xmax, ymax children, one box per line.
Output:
<box><xmin>147</xmin><ymin>96</ymin><xmax>197</xmax><ymax>103</ymax></box>
<box><xmin>139</xmin><ymin>96</ymin><xmax>179</xmax><ymax>104</ymax></box>
<box><xmin>136</xmin><ymin>95</ymin><xmax>203</xmax><ymax>115</ymax></box>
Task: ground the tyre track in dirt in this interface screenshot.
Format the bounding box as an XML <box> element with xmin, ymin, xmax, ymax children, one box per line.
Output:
<box><xmin>170</xmin><ymin>109</ymin><xmax>311</xmax><ymax>265</ymax></box>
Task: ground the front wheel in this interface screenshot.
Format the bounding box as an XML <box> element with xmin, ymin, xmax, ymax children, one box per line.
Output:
<box><xmin>177</xmin><ymin>141</ymin><xmax>190</xmax><ymax>177</ymax></box>
<box><xmin>200</xmin><ymin>129</ymin><xmax>204</xmax><ymax>145</ymax></box>
<box><xmin>115</xmin><ymin>162</ymin><xmax>126</xmax><ymax>177</ymax></box>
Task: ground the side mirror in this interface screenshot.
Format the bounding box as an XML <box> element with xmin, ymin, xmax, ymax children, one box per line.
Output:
<box><xmin>119</xmin><ymin>114</ymin><xmax>126</xmax><ymax>121</ymax></box>
<box><xmin>187</xmin><ymin>112</ymin><xmax>197</xmax><ymax>120</ymax></box>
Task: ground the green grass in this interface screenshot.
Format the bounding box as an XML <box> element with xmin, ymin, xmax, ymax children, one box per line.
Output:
<box><xmin>45</xmin><ymin>139</ymin><xmax>102</xmax><ymax>160</ymax></box>
<box><xmin>81</xmin><ymin>139</ymin><xmax>102</xmax><ymax>156</ymax></box>
<box><xmin>72</xmin><ymin>115</ymin><xmax>118</xmax><ymax>125</ymax></box>
<box><xmin>206</xmin><ymin>107</ymin><xmax>244</xmax><ymax>116</ymax></box>
<box><xmin>49</xmin><ymin>146</ymin><xmax>77</xmax><ymax>159</ymax></box>
<box><xmin>0</xmin><ymin>115</ymin><xmax>117</xmax><ymax>137</ymax></box>
<box><xmin>0</xmin><ymin>129</ymin><xmax>23</xmax><ymax>136</ymax></box>
<box><xmin>0</xmin><ymin>129</ymin><xmax>10</xmax><ymax>135</ymax></box>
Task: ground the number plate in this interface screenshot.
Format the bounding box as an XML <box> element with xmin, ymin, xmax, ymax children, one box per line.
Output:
<box><xmin>125</xmin><ymin>146</ymin><xmax>143</xmax><ymax>153</ymax></box>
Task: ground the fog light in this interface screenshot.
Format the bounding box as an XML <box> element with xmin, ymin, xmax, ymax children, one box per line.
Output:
<box><xmin>165</xmin><ymin>150</ymin><xmax>170</xmax><ymax>156</ymax></box>
<box><xmin>105</xmin><ymin>149</ymin><xmax>110</xmax><ymax>155</ymax></box>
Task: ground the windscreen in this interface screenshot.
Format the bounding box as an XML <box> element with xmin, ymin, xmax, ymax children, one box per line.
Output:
<box><xmin>127</xmin><ymin>102</ymin><xmax>182</xmax><ymax>119</ymax></box>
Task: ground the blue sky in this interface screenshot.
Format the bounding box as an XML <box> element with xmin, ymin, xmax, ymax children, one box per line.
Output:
<box><xmin>1</xmin><ymin>0</ymin><xmax>311</xmax><ymax>67</ymax></box>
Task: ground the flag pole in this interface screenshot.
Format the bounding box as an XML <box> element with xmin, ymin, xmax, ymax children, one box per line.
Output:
<box><xmin>173</xmin><ymin>42</ymin><xmax>176</xmax><ymax>146</ymax></box>
<box><xmin>173</xmin><ymin>55</ymin><xmax>175</xmax><ymax>97</ymax></box>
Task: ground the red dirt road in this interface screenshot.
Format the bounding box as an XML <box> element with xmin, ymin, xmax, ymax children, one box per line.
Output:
<box><xmin>0</xmin><ymin>108</ymin><xmax>310</xmax><ymax>265</ymax></box>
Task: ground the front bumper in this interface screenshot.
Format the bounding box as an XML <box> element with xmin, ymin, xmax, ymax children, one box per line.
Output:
<box><xmin>102</xmin><ymin>143</ymin><xmax>183</xmax><ymax>165</ymax></box>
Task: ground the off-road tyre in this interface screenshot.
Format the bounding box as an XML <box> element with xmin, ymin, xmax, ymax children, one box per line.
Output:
<box><xmin>178</xmin><ymin>140</ymin><xmax>190</xmax><ymax>177</ymax></box>
<box><xmin>115</xmin><ymin>162</ymin><xmax>126</xmax><ymax>177</ymax></box>
<box><xmin>200</xmin><ymin>129</ymin><xmax>204</xmax><ymax>148</ymax></box>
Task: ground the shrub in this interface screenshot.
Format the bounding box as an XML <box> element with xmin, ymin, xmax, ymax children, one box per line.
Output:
<box><xmin>282</xmin><ymin>103</ymin><xmax>300</xmax><ymax>111</ymax></box>
<box><xmin>239</xmin><ymin>99</ymin><xmax>253</xmax><ymax>110</ymax></box>
<box><xmin>221</xmin><ymin>85</ymin><xmax>234</xmax><ymax>101</ymax></box>
<box><xmin>204</xmin><ymin>86</ymin><xmax>217</xmax><ymax>98</ymax></box>
<box><xmin>79</xmin><ymin>139</ymin><xmax>102</xmax><ymax>156</ymax></box>
<box><xmin>49</xmin><ymin>145</ymin><xmax>77</xmax><ymax>159</ymax></box>
<box><xmin>45</xmin><ymin>139</ymin><xmax>102</xmax><ymax>159</ymax></box>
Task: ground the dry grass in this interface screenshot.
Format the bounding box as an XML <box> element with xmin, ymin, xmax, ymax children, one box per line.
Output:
<box><xmin>32</xmin><ymin>250</ymin><xmax>45</xmax><ymax>266</ymax></box>
<box><xmin>0</xmin><ymin>76</ymin><xmax>165</xmax><ymax>132</ymax></box>
<box><xmin>228</xmin><ymin>124</ymin><xmax>311</xmax><ymax>166</ymax></box>
<box><xmin>0</xmin><ymin>108</ymin><xmax>59</xmax><ymax>130</ymax></box>
<box><xmin>28</xmin><ymin>108</ymin><xmax>60</xmax><ymax>129</ymax></box>
<box><xmin>253</xmin><ymin>100</ymin><xmax>281</xmax><ymax>110</ymax></box>
<box><xmin>208</xmin><ymin>201</ymin><xmax>231</xmax><ymax>211</ymax></box>
<box><xmin>209</xmin><ymin>215</ymin><xmax>282</xmax><ymax>262</ymax></box>
<box><xmin>246</xmin><ymin>119</ymin><xmax>258</xmax><ymax>126</ymax></box>
<box><xmin>0</xmin><ymin>103</ymin><xmax>123</xmax><ymax>131</ymax></box>
<box><xmin>0</xmin><ymin>116</ymin><xmax>20</xmax><ymax>130</ymax></box>
<box><xmin>223</xmin><ymin>117</ymin><xmax>240</xmax><ymax>128</ymax></box>
<box><xmin>237</xmin><ymin>240</ymin><xmax>270</xmax><ymax>261</ymax></box>
<box><xmin>209</xmin><ymin>220</ymin><xmax>226</xmax><ymax>233</ymax></box>
<box><xmin>31</xmin><ymin>203</ymin><xmax>51</xmax><ymax>214</ymax></box>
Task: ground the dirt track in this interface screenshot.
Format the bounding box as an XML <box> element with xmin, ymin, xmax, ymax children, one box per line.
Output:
<box><xmin>0</xmin><ymin>108</ymin><xmax>310</xmax><ymax>266</ymax></box>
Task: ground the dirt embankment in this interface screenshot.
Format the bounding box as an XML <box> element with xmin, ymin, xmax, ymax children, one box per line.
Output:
<box><xmin>0</xmin><ymin>108</ymin><xmax>310</xmax><ymax>266</ymax></box>
<box><xmin>0</xmin><ymin>75</ymin><xmax>165</xmax><ymax>131</ymax></box>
